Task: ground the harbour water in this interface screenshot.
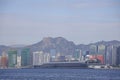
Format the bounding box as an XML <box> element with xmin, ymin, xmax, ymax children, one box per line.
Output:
<box><xmin>0</xmin><ymin>69</ymin><xmax>120</xmax><ymax>80</ymax></box>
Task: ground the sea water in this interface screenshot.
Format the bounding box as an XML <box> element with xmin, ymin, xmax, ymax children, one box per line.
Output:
<box><xmin>0</xmin><ymin>69</ymin><xmax>120</xmax><ymax>80</ymax></box>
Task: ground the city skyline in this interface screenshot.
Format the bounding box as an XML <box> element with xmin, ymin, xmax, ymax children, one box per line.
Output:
<box><xmin>0</xmin><ymin>0</ymin><xmax>120</xmax><ymax>45</ymax></box>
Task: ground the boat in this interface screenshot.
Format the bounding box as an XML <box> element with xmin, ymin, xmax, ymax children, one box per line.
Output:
<box><xmin>33</xmin><ymin>62</ymin><xmax>88</xmax><ymax>69</ymax></box>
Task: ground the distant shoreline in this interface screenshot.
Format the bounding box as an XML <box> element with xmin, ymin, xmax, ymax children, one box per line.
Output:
<box><xmin>1</xmin><ymin>67</ymin><xmax>120</xmax><ymax>70</ymax></box>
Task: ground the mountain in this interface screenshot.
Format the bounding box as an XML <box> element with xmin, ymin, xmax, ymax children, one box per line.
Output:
<box><xmin>77</xmin><ymin>40</ymin><xmax>120</xmax><ymax>51</ymax></box>
<box><xmin>89</xmin><ymin>40</ymin><xmax>120</xmax><ymax>46</ymax></box>
<box><xmin>27</xmin><ymin>37</ymin><xmax>76</xmax><ymax>55</ymax></box>
<box><xmin>0</xmin><ymin>37</ymin><xmax>120</xmax><ymax>55</ymax></box>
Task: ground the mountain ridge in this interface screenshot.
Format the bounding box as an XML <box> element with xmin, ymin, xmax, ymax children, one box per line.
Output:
<box><xmin>0</xmin><ymin>37</ymin><xmax>120</xmax><ymax>55</ymax></box>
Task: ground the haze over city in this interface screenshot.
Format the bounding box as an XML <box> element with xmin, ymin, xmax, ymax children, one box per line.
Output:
<box><xmin>0</xmin><ymin>0</ymin><xmax>120</xmax><ymax>45</ymax></box>
<box><xmin>1</xmin><ymin>1</ymin><xmax>120</xmax><ymax>80</ymax></box>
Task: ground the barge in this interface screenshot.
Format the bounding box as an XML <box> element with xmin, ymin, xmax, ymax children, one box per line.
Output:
<box><xmin>33</xmin><ymin>62</ymin><xmax>88</xmax><ymax>69</ymax></box>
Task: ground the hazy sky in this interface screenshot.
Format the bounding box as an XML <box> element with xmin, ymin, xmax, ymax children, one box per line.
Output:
<box><xmin>0</xmin><ymin>0</ymin><xmax>120</xmax><ymax>45</ymax></box>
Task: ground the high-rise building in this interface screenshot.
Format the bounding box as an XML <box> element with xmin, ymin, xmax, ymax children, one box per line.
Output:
<box><xmin>44</xmin><ymin>53</ymin><xmax>50</xmax><ymax>63</ymax></box>
<box><xmin>8</xmin><ymin>50</ymin><xmax>17</xmax><ymax>68</ymax></box>
<box><xmin>106</xmin><ymin>46</ymin><xmax>112</xmax><ymax>65</ymax></box>
<box><xmin>21</xmin><ymin>48</ymin><xmax>30</xmax><ymax>66</ymax></box>
<box><xmin>89</xmin><ymin>45</ymin><xmax>106</xmax><ymax>64</ymax></box>
<box><xmin>1</xmin><ymin>52</ymin><xmax>8</xmax><ymax>68</ymax></box>
<box><xmin>112</xmin><ymin>46</ymin><xmax>117</xmax><ymax>66</ymax></box>
<box><xmin>89</xmin><ymin>45</ymin><xmax>97</xmax><ymax>55</ymax></box>
<box><xmin>106</xmin><ymin>46</ymin><xmax>117</xmax><ymax>66</ymax></box>
<box><xmin>33</xmin><ymin>51</ymin><xmax>44</xmax><ymax>65</ymax></box>
<box><xmin>97</xmin><ymin>45</ymin><xmax>106</xmax><ymax>64</ymax></box>
<box><xmin>0</xmin><ymin>56</ymin><xmax>1</xmax><ymax>68</ymax></box>
<box><xmin>86</xmin><ymin>51</ymin><xmax>89</xmax><ymax>55</ymax></box>
<box><xmin>50</xmin><ymin>49</ymin><xmax>56</xmax><ymax>62</ymax></box>
<box><xmin>82</xmin><ymin>51</ymin><xmax>89</xmax><ymax>61</ymax></box>
<box><xmin>73</xmin><ymin>49</ymin><xmax>82</xmax><ymax>61</ymax></box>
<box><xmin>73</xmin><ymin>49</ymin><xmax>79</xmax><ymax>60</ymax></box>
<box><xmin>116</xmin><ymin>46</ymin><xmax>120</xmax><ymax>66</ymax></box>
<box><xmin>17</xmin><ymin>56</ymin><xmax>21</xmax><ymax>68</ymax></box>
<box><xmin>33</xmin><ymin>51</ymin><xmax>50</xmax><ymax>65</ymax></box>
<box><xmin>50</xmin><ymin>49</ymin><xmax>56</xmax><ymax>57</ymax></box>
<box><xmin>98</xmin><ymin>45</ymin><xmax>106</xmax><ymax>54</ymax></box>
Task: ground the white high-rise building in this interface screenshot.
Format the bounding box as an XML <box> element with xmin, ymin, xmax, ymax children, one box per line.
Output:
<box><xmin>33</xmin><ymin>51</ymin><xmax>50</xmax><ymax>65</ymax></box>
<box><xmin>0</xmin><ymin>56</ymin><xmax>1</xmax><ymax>68</ymax></box>
<box><xmin>44</xmin><ymin>53</ymin><xmax>50</xmax><ymax>63</ymax></box>
<box><xmin>17</xmin><ymin>56</ymin><xmax>21</xmax><ymax>68</ymax></box>
<box><xmin>33</xmin><ymin>51</ymin><xmax>44</xmax><ymax>65</ymax></box>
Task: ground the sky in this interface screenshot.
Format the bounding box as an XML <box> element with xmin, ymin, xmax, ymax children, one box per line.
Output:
<box><xmin>0</xmin><ymin>0</ymin><xmax>120</xmax><ymax>45</ymax></box>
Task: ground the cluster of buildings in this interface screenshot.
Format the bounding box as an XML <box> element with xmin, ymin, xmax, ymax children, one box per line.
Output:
<box><xmin>0</xmin><ymin>48</ymin><xmax>31</xmax><ymax>69</ymax></box>
<box><xmin>0</xmin><ymin>44</ymin><xmax>120</xmax><ymax>69</ymax></box>
<box><xmin>85</xmin><ymin>45</ymin><xmax>120</xmax><ymax>66</ymax></box>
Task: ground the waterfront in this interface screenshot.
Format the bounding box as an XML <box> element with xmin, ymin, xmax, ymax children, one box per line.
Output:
<box><xmin>0</xmin><ymin>69</ymin><xmax>120</xmax><ymax>80</ymax></box>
